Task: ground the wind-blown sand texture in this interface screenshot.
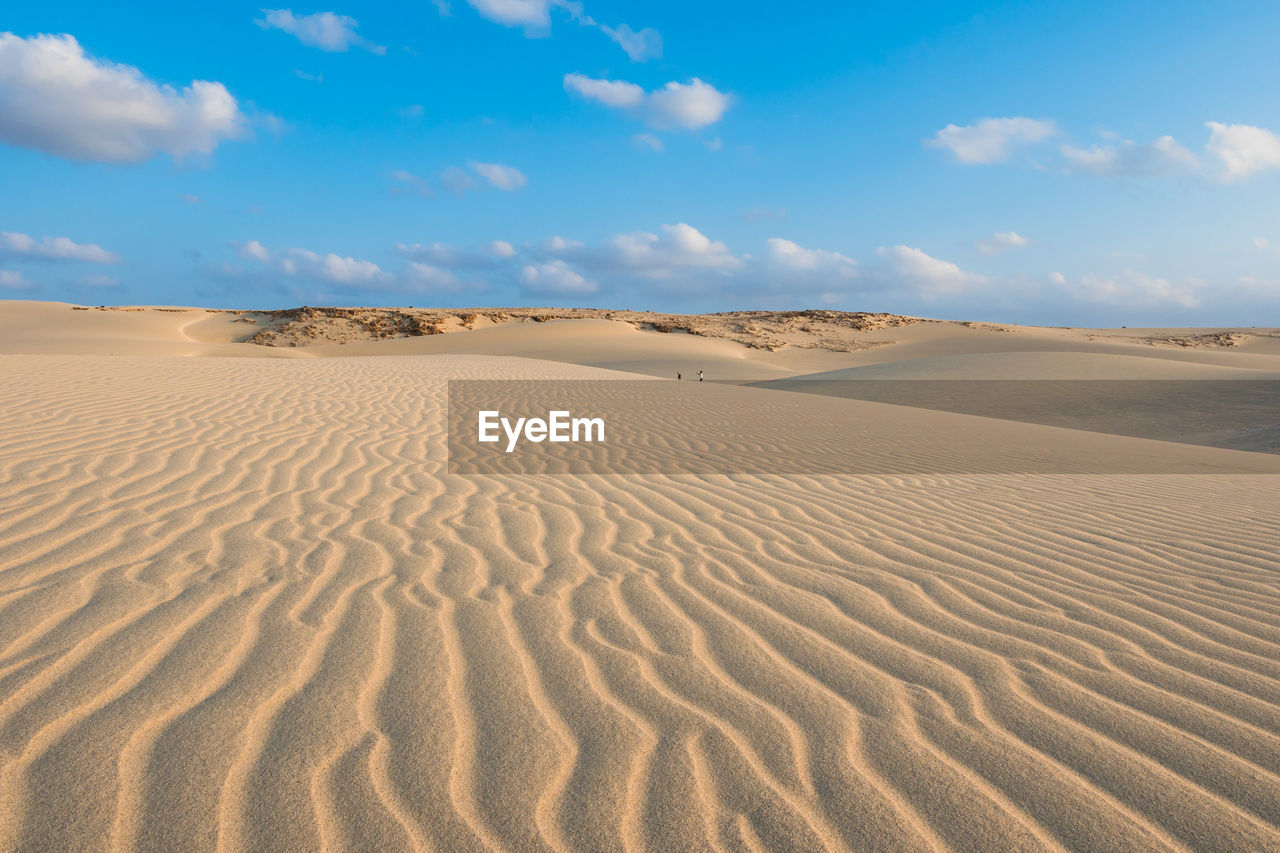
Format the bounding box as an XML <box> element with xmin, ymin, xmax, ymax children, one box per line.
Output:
<box><xmin>1</xmin><ymin>301</ymin><xmax>1279</xmax><ymax>851</ymax></box>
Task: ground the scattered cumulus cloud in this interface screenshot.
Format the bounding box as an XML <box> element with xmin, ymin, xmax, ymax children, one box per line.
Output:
<box><xmin>926</xmin><ymin>117</ymin><xmax>1057</xmax><ymax>164</ymax></box>
<box><xmin>439</xmin><ymin>165</ymin><xmax>477</xmax><ymax>195</ymax></box>
<box><xmin>464</xmin><ymin>0</ymin><xmax>556</xmax><ymax>32</ymax></box>
<box><xmin>931</xmin><ymin>117</ymin><xmax>1280</xmax><ymax>184</ymax></box>
<box><xmin>395</xmin><ymin>240</ymin><xmax>515</xmax><ymax>268</ymax></box>
<box><xmin>469</xmin><ymin>161</ymin><xmax>528</xmax><ymax>191</ymax></box>
<box><xmin>0</xmin><ymin>269</ymin><xmax>29</xmax><ymax>288</ymax></box>
<box><xmin>389</xmin><ymin>169</ymin><xmax>434</xmax><ymax>197</ymax></box>
<box><xmin>392</xmin><ymin>162</ymin><xmax>528</xmax><ymax>196</ymax></box>
<box><xmin>256</xmin><ymin>10</ymin><xmax>386</xmax><ymax>54</ymax></box>
<box><xmin>1204</xmin><ymin>122</ymin><xmax>1280</xmax><ymax>181</ymax></box>
<box><xmin>564</xmin><ymin>74</ymin><xmax>731</xmax><ymax>130</ymax></box>
<box><xmin>1069</xmin><ymin>270</ymin><xmax>1199</xmax><ymax>309</ymax></box>
<box><xmin>450</xmin><ymin>1</ymin><xmax>660</xmax><ymax>62</ymax></box>
<box><xmin>633</xmin><ymin>133</ymin><xmax>664</xmax><ymax>152</ymax></box>
<box><xmin>0</xmin><ymin>32</ymin><xmax>246</xmax><ymax>163</ymax></box>
<box><xmin>406</xmin><ymin>262</ymin><xmax>463</xmax><ymax>291</ymax></box>
<box><xmin>1</xmin><ymin>232</ymin><xmax>121</xmax><ymax>263</ymax></box>
<box><xmin>549</xmin><ymin>222</ymin><xmax>742</xmax><ymax>278</ymax></box>
<box><xmin>563</xmin><ymin>74</ymin><xmax>643</xmax><ymax>108</ymax></box>
<box><xmin>765</xmin><ymin>238</ymin><xmax>857</xmax><ymax>278</ymax></box>
<box><xmin>876</xmin><ymin>245</ymin><xmax>987</xmax><ymax>296</ymax></box>
<box><xmin>742</xmin><ymin>207</ymin><xmax>787</xmax><ymax>222</ymax></box>
<box><xmin>646</xmin><ymin>80</ymin><xmax>733</xmax><ymax>130</ymax></box>
<box><xmin>600</xmin><ymin>24</ymin><xmax>662</xmax><ymax>61</ymax></box>
<box><xmin>364</xmin><ymin>227</ymin><xmax>1257</xmax><ymax>319</ymax></box>
<box><xmin>236</xmin><ymin>239</ymin><xmax>389</xmax><ymax>285</ymax></box>
<box><xmin>976</xmin><ymin>231</ymin><xmax>1029</xmax><ymax>256</ymax></box>
<box><xmin>520</xmin><ymin>259</ymin><xmax>597</xmax><ymax>295</ymax></box>
<box><xmin>1062</xmin><ymin>135</ymin><xmax>1197</xmax><ymax>176</ymax></box>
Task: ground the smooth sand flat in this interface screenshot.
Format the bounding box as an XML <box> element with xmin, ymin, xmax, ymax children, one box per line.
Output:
<box><xmin>1</xmin><ymin>301</ymin><xmax>1279</xmax><ymax>851</ymax></box>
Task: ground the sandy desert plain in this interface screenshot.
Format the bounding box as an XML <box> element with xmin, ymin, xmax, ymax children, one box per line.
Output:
<box><xmin>1</xmin><ymin>299</ymin><xmax>1279</xmax><ymax>852</ymax></box>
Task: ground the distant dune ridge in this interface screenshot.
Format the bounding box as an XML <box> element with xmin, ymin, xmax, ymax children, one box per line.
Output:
<box><xmin>1</xmin><ymin>301</ymin><xmax>1279</xmax><ymax>851</ymax></box>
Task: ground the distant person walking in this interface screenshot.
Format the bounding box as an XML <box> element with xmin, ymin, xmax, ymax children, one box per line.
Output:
<box><xmin>677</xmin><ymin>372</ymin><xmax>681</xmax><ymax>381</ymax></box>
<box><xmin>698</xmin><ymin>370</ymin><xmax>704</xmax><ymax>382</ymax></box>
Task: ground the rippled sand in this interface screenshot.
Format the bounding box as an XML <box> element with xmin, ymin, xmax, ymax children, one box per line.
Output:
<box><xmin>2</xmin><ymin>347</ymin><xmax>1278</xmax><ymax>851</ymax></box>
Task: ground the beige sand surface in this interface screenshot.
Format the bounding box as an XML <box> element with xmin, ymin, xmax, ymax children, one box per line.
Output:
<box><xmin>1</xmin><ymin>301</ymin><xmax>1279</xmax><ymax>851</ymax></box>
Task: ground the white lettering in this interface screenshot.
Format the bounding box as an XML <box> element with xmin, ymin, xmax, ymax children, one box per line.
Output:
<box><xmin>480</xmin><ymin>410</ymin><xmax>605</xmax><ymax>453</ymax></box>
<box><xmin>478</xmin><ymin>411</ymin><xmax>500</xmax><ymax>443</ymax></box>
<box><xmin>502</xmin><ymin>416</ymin><xmax>526</xmax><ymax>453</ymax></box>
<box><xmin>549</xmin><ymin>410</ymin><xmax>570</xmax><ymax>442</ymax></box>
<box><xmin>573</xmin><ymin>416</ymin><xmax>604</xmax><ymax>442</ymax></box>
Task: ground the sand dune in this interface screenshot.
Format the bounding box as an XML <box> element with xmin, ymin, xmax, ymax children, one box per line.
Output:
<box><xmin>1</xmin><ymin>302</ymin><xmax>1279</xmax><ymax>851</ymax></box>
<box><xmin>1</xmin><ymin>343</ymin><xmax>1278</xmax><ymax>851</ymax></box>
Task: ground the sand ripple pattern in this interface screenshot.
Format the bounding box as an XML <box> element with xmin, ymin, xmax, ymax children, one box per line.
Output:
<box><xmin>1</xmin><ymin>354</ymin><xmax>1278</xmax><ymax>852</ymax></box>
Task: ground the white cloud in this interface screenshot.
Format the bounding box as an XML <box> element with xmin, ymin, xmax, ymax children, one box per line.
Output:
<box><xmin>634</xmin><ymin>133</ymin><xmax>664</xmax><ymax>152</ymax></box>
<box><xmin>564</xmin><ymin>74</ymin><xmax>731</xmax><ymax>130</ymax></box>
<box><xmin>1254</xmin><ymin>237</ymin><xmax>1269</xmax><ymax>250</ymax></box>
<box><xmin>240</xmin><ymin>239</ymin><xmax>272</xmax><ymax>263</ymax></box>
<box><xmin>406</xmin><ymin>262</ymin><xmax>463</xmax><ymax>290</ymax></box>
<box><xmin>458</xmin><ymin>0</ymin><xmax>660</xmax><ymax>64</ymax></box>
<box><xmin>0</xmin><ymin>32</ymin><xmax>245</xmax><ymax>163</ymax></box>
<box><xmin>563</xmin><ymin>73</ymin><xmax>644</xmax><ymax>108</ymax></box>
<box><xmin>1</xmin><ymin>232</ymin><xmax>121</xmax><ymax>263</ymax></box>
<box><xmin>0</xmin><ymin>269</ymin><xmax>29</xmax><ymax>288</ymax></box>
<box><xmin>742</xmin><ymin>206</ymin><xmax>787</xmax><ymax>222</ymax></box>
<box><xmin>976</xmin><ymin>231</ymin><xmax>1029</xmax><ymax>256</ymax></box>
<box><xmin>389</xmin><ymin>169</ymin><xmax>434</xmax><ymax>197</ymax></box>
<box><xmin>1205</xmin><ymin>122</ymin><xmax>1280</xmax><ymax>181</ymax></box>
<box><xmin>401</xmin><ymin>162</ymin><xmax>527</xmax><ymax>195</ymax></box>
<box><xmin>1068</xmin><ymin>270</ymin><xmax>1199</xmax><ymax>309</ymax></box>
<box><xmin>294</xmin><ymin>69</ymin><xmax>323</xmax><ymax>82</ymax></box>
<box><xmin>597</xmin><ymin>223</ymin><xmax>741</xmax><ymax>276</ymax></box>
<box><xmin>516</xmin><ymin>223</ymin><xmax>743</xmax><ymax>295</ymax></box>
<box><xmin>646</xmin><ymin>79</ymin><xmax>732</xmax><ymax>130</ymax></box>
<box><xmin>463</xmin><ymin>0</ymin><xmax>557</xmax><ymax>31</ymax></box>
<box><xmin>926</xmin><ymin>117</ymin><xmax>1057</xmax><ymax>164</ymax></box>
<box><xmin>544</xmin><ymin>236</ymin><xmax>584</xmax><ymax>251</ymax></box>
<box><xmin>877</xmin><ymin>245</ymin><xmax>986</xmax><ymax>295</ymax></box>
<box><xmin>519</xmin><ymin>259</ymin><xmax>597</xmax><ymax>294</ymax></box>
<box><xmin>237</xmin><ymin>240</ymin><xmax>388</xmax><ymax>285</ymax></box>
<box><xmin>600</xmin><ymin>24</ymin><xmax>662</xmax><ymax>61</ymax></box>
<box><xmin>395</xmin><ymin>240</ymin><xmax>514</xmax><ymax>268</ymax></box>
<box><xmin>469</xmin><ymin>161</ymin><xmax>528</xmax><ymax>191</ymax></box>
<box><xmin>1062</xmin><ymin>135</ymin><xmax>1197</xmax><ymax>176</ymax></box>
<box><xmin>440</xmin><ymin>165</ymin><xmax>477</xmax><ymax>195</ymax></box>
<box><xmin>1049</xmin><ymin>271</ymin><xmax>1067</xmax><ymax>285</ymax></box>
<box><xmin>291</xmin><ymin>249</ymin><xmax>386</xmax><ymax>285</ymax></box>
<box><xmin>765</xmin><ymin>238</ymin><xmax>857</xmax><ymax>278</ymax></box>
<box><xmin>256</xmin><ymin>10</ymin><xmax>386</xmax><ymax>54</ymax></box>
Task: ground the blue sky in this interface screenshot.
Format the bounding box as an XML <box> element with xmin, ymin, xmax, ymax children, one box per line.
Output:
<box><xmin>2</xmin><ymin>1</ymin><xmax>1279</xmax><ymax>324</ymax></box>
